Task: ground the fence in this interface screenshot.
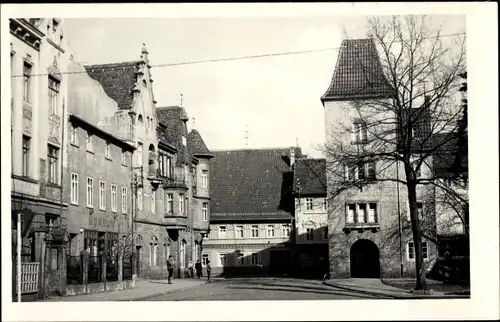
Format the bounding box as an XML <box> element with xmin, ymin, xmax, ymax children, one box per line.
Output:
<box><xmin>106</xmin><ymin>256</ymin><xmax>119</xmax><ymax>282</ymax></box>
<box><xmin>67</xmin><ymin>255</ymin><xmax>83</xmax><ymax>285</ymax></box>
<box><xmin>15</xmin><ymin>262</ymin><xmax>40</xmax><ymax>294</ymax></box>
<box><xmin>87</xmin><ymin>256</ymin><xmax>102</xmax><ymax>284</ymax></box>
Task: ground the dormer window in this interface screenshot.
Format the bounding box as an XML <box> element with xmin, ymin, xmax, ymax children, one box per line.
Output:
<box><xmin>52</xmin><ymin>19</ymin><xmax>59</xmax><ymax>32</ymax></box>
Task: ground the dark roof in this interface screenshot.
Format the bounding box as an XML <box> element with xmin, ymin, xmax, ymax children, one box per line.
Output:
<box><xmin>156</xmin><ymin>106</ymin><xmax>190</xmax><ymax>165</ymax></box>
<box><xmin>432</xmin><ymin>132</ymin><xmax>468</xmax><ymax>178</ymax></box>
<box><xmin>210</xmin><ymin>148</ymin><xmax>300</xmax><ymax>217</ymax></box>
<box><xmin>321</xmin><ymin>38</ymin><xmax>395</xmax><ymax>102</ymax></box>
<box><xmin>293</xmin><ymin>158</ymin><xmax>327</xmax><ymax>196</ymax></box>
<box><xmin>84</xmin><ymin>61</ymin><xmax>140</xmax><ymax>110</ymax></box>
<box><xmin>188</xmin><ymin>129</ymin><xmax>213</xmax><ymax>158</ymax></box>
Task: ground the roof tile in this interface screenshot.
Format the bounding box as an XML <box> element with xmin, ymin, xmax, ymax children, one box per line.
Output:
<box><xmin>293</xmin><ymin>158</ymin><xmax>327</xmax><ymax>196</ymax></box>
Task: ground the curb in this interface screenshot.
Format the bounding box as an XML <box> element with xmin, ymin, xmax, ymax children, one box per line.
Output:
<box><xmin>119</xmin><ymin>282</ymin><xmax>207</xmax><ymax>301</ymax></box>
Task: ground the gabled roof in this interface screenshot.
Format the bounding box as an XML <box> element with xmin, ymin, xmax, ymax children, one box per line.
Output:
<box><xmin>210</xmin><ymin>148</ymin><xmax>300</xmax><ymax>217</ymax></box>
<box><xmin>432</xmin><ymin>132</ymin><xmax>468</xmax><ymax>178</ymax></box>
<box><xmin>293</xmin><ymin>158</ymin><xmax>327</xmax><ymax>196</ymax></box>
<box><xmin>187</xmin><ymin>129</ymin><xmax>213</xmax><ymax>158</ymax></box>
<box><xmin>156</xmin><ymin>106</ymin><xmax>191</xmax><ymax>165</ymax></box>
<box><xmin>321</xmin><ymin>38</ymin><xmax>395</xmax><ymax>102</ymax></box>
<box><xmin>84</xmin><ymin>61</ymin><xmax>140</xmax><ymax>110</ymax></box>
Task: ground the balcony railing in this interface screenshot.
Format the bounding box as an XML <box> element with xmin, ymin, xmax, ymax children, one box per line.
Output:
<box><xmin>343</xmin><ymin>222</ymin><xmax>380</xmax><ymax>234</ymax></box>
<box><xmin>162</xmin><ymin>174</ymin><xmax>188</xmax><ymax>190</ymax></box>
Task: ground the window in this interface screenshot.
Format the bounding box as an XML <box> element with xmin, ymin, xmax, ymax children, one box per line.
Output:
<box><xmin>158</xmin><ymin>153</ymin><xmax>165</xmax><ymax>176</ymax></box>
<box><xmin>179</xmin><ymin>194</ymin><xmax>184</xmax><ymax>215</ymax></box>
<box><xmin>50</xmin><ymin>247</ymin><xmax>59</xmax><ymax>270</ymax></box>
<box><xmin>306</xmin><ymin>228</ymin><xmax>314</xmax><ymax>241</ymax></box>
<box><xmin>407</xmin><ymin>202</ymin><xmax>424</xmax><ymax>221</ymax></box>
<box><xmin>71</xmin><ymin>173</ymin><xmax>79</xmax><ymax>204</ymax></box>
<box><xmin>48</xmin><ymin>76</ymin><xmax>60</xmax><ymax>115</ymax></box>
<box><xmin>105</xmin><ymin>142</ymin><xmax>111</xmax><ymax>159</ymax></box>
<box><xmin>235</xmin><ymin>225</ymin><xmax>244</xmax><ymax>238</ymax></box>
<box><xmin>121</xmin><ymin>151</ymin><xmax>127</xmax><ymax>166</ymax></box>
<box><xmin>237</xmin><ymin>252</ymin><xmax>244</xmax><ymax>265</ymax></box>
<box><xmin>99</xmin><ymin>181</ymin><xmax>106</xmax><ymax>210</ymax></box>
<box><xmin>166</xmin><ymin>193</ymin><xmax>173</xmax><ymax>214</ymax></box>
<box><xmin>347</xmin><ymin>204</ymin><xmax>355</xmax><ymax>223</ymax></box>
<box><xmin>306</xmin><ymin>198</ymin><xmax>313</xmax><ymax>210</ymax></box>
<box><xmin>47</xmin><ymin>145</ymin><xmax>59</xmax><ymax>184</ymax></box>
<box><xmin>267</xmin><ymin>225</ymin><xmax>275</xmax><ymax>238</ymax></box>
<box><xmin>111</xmin><ymin>185</ymin><xmax>117</xmax><ymax>212</ymax></box>
<box><xmin>324</xmin><ymin>198</ymin><xmax>327</xmax><ymax>210</ymax></box>
<box><xmin>353</xmin><ymin>122</ymin><xmax>368</xmax><ymax>143</ymax></box>
<box><xmin>23</xmin><ymin>63</ymin><xmax>32</xmax><ymax>103</ymax></box>
<box><xmin>149</xmin><ymin>242</ymin><xmax>158</xmax><ymax>266</ymax></box>
<box><xmin>121</xmin><ymin>187</ymin><xmax>128</xmax><ymax>213</ymax></box>
<box><xmin>86</xmin><ymin>177</ymin><xmax>94</xmax><ymax>207</ymax></box>
<box><xmin>366</xmin><ymin>161</ymin><xmax>376</xmax><ymax>180</ymax></box>
<box><xmin>184</xmin><ymin>196</ymin><xmax>188</xmax><ymax>216</ymax></box>
<box><xmin>192</xmin><ymin>167</ymin><xmax>197</xmax><ymax>187</ymax></box>
<box><xmin>282</xmin><ymin>224</ymin><xmax>291</xmax><ymax>237</ymax></box>
<box><xmin>251</xmin><ymin>225</ymin><xmax>259</xmax><ymax>238</ymax></box>
<box><xmin>346</xmin><ymin>165</ymin><xmax>355</xmax><ymax>181</ymax></box>
<box><xmin>219</xmin><ymin>226</ymin><xmax>227</xmax><ymax>239</ymax></box>
<box><xmin>358</xmin><ymin>163</ymin><xmax>366</xmax><ymax>180</ymax></box>
<box><xmin>202</xmin><ymin>203</ymin><xmax>208</xmax><ymax>221</ymax></box>
<box><xmin>347</xmin><ymin>203</ymin><xmax>379</xmax><ymax>224</ymax></box>
<box><xmin>22</xmin><ymin>136</ymin><xmax>30</xmax><ymax>177</ymax></box>
<box><xmin>151</xmin><ymin>190</ymin><xmax>156</xmax><ymax>214</ymax></box>
<box><xmin>182</xmin><ymin>136</ymin><xmax>187</xmax><ymax>146</ymax></box>
<box><xmin>70</xmin><ymin>124</ymin><xmax>78</xmax><ymax>145</ymax></box>
<box><xmin>201</xmin><ymin>170</ymin><xmax>208</xmax><ymax>188</ymax></box>
<box><xmin>358</xmin><ymin>204</ymin><xmax>367</xmax><ymax>223</ymax></box>
<box><xmin>202</xmin><ymin>254</ymin><xmax>209</xmax><ymax>266</ymax></box>
<box><xmin>411</xmin><ymin>158</ymin><xmax>422</xmax><ymax>178</ymax></box>
<box><xmin>408</xmin><ymin>241</ymin><xmax>429</xmax><ymax>261</ymax></box>
<box><xmin>137</xmin><ymin>188</ymin><xmax>143</xmax><ymax>210</ymax></box>
<box><xmin>219</xmin><ymin>253</ymin><xmax>227</xmax><ymax>266</ymax></box>
<box><xmin>137</xmin><ymin>143</ymin><xmax>143</xmax><ymax>166</ymax></box>
<box><xmin>86</xmin><ymin>132</ymin><xmax>93</xmax><ymax>152</ymax></box>
<box><xmin>166</xmin><ymin>156</ymin><xmax>173</xmax><ymax>178</ymax></box>
<box><xmin>368</xmin><ymin>203</ymin><xmax>377</xmax><ymax>223</ymax></box>
<box><xmin>251</xmin><ymin>253</ymin><xmax>259</xmax><ymax>265</ymax></box>
<box><xmin>323</xmin><ymin>226</ymin><xmax>329</xmax><ymax>239</ymax></box>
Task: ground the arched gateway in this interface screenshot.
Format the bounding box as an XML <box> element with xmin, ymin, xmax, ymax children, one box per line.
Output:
<box><xmin>350</xmin><ymin>239</ymin><xmax>381</xmax><ymax>278</ymax></box>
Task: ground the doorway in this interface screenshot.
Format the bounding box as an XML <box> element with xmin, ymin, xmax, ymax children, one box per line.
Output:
<box><xmin>350</xmin><ymin>239</ymin><xmax>380</xmax><ymax>278</ymax></box>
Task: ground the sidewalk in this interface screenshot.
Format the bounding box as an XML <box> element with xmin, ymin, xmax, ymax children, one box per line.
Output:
<box><xmin>323</xmin><ymin>278</ymin><xmax>470</xmax><ymax>299</ymax></box>
<box><xmin>43</xmin><ymin>279</ymin><xmax>206</xmax><ymax>302</ymax></box>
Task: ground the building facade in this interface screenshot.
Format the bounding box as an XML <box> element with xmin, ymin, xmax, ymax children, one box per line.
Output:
<box><xmin>293</xmin><ymin>158</ymin><xmax>328</xmax><ymax>278</ymax></box>
<box><xmin>321</xmin><ymin>39</ymin><xmax>437</xmax><ymax>279</ymax></box>
<box><xmin>65</xmin><ymin>57</ymin><xmax>136</xmax><ymax>290</ymax></box>
<box><xmin>10</xmin><ymin>18</ymin><xmax>73</xmax><ymax>297</ymax></box>
<box><xmin>204</xmin><ymin>148</ymin><xmax>298</xmax><ymax>277</ymax></box>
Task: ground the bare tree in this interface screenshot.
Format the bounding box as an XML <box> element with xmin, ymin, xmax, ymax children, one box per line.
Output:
<box><xmin>322</xmin><ymin>16</ymin><xmax>466</xmax><ymax>290</ymax></box>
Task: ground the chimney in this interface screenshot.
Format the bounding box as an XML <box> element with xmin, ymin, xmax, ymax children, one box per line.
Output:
<box><xmin>290</xmin><ymin>147</ymin><xmax>295</xmax><ymax>169</ymax></box>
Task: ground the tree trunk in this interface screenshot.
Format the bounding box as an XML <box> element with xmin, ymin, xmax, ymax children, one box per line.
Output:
<box><xmin>407</xmin><ymin>179</ymin><xmax>428</xmax><ymax>290</ymax></box>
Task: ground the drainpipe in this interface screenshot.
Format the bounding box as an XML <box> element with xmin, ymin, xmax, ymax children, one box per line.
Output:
<box><xmin>396</xmin><ymin>159</ymin><xmax>404</xmax><ymax>278</ymax></box>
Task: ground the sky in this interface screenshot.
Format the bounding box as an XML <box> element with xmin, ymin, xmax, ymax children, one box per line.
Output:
<box><xmin>63</xmin><ymin>15</ymin><xmax>465</xmax><ymax>158</ymax></box>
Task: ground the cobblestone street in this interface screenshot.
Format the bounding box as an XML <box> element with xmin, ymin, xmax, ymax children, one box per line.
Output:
<box><xmin>147</xmin><ymin>277</ymin><xmax>386</xmax><ymax>301</ymax></box>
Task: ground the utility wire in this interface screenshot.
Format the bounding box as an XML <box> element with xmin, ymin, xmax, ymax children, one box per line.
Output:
<box><xmin>10</xmin><ymin>32</ymin><xmax>465</xmax><ymax>78</ymax></box>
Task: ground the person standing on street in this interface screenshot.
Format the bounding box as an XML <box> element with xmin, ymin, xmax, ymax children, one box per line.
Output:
<box><xmin>167</xmin><ymin>255</ymin><xmax>175</xmax><ymax>284</ymax></box>
<box><xmin>206</xmin><ymin>260</ymin><xmax>211</xmax><ymax>283</ymax></box>
<box><xmin>195</xmin><ymin>260</ymin><xmax>202</xmax><ymax>279</ymax></box>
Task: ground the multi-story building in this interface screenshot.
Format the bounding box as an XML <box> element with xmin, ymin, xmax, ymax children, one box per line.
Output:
<box><xmin>205</xmin><ymin>148</ymin><xmax>298</xmax><ymax>276</ymax></box>
<box><xmin>321</xmin><ymin>38</ymin><xmax>437</xmax><ymax>279</ymax></box>
<box><xmin>155</xmin><ymin>105</ymin><xmax>213</xmax><ymax>278</ymax></box>
<box><xmin>293</xmin><ymin>157</ymin><xmax>328</xmax><ymax>278</ymax></box>
<box><xmin>83</xmin><ymin>45</ymin><xmax>167</xmax><ymax>279</ymax></box>
<box><xmin>65</xmin><ymin>57</ymin><xmax>136</xmax><ymax>288</ymax></box>
<box><xmin>10</xmin><ymin>18</ymin><xmax>72</xmax><ymax>296</ymax></box>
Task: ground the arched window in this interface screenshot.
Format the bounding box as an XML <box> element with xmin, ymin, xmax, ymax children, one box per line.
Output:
<box><xmin>138</xmin><ymin>114</ymin><xmax>143</xmax><ymax>124</ymax></box>
<box><xmin>149</xmin><ymin>237</ymin><xmax>158</xmax><ymax>266</ymax></box>
<box><xmin>149</xmin><ymin>144</ymin><xmax>155</xmax><ymax>152</ymax></box>
<box><xmin>142</xmin><ymin>79</ymin><xmax>147</xmax><ymax>88</ymax></box>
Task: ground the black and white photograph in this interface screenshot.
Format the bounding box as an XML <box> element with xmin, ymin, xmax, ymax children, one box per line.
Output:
<box><xmin>1</xmin><ymin>3</ymin><xmax>498</xmax><ymax>321</ymax></box>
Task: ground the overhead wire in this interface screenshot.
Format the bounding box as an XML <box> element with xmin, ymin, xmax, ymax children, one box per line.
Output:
<box><xmin>10</xmin><ymin>32</ymin><xmax>466</xmax><ymax>79</ymax></box>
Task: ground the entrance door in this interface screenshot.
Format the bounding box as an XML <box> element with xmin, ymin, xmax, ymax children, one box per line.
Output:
<box><xmin>269</xmin><ymin>250</ymin><xmax>290</xmax><ymax>276</ymax></box>
<box><xmin>350</xmin><ymin>239</ymin><xmax>380</xmax><ymax>278</ymax></box>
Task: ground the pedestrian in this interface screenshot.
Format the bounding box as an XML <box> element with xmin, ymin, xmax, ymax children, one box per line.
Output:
<box><xmin>195</xmin><ymin>260</ymin><xmax>202</xmax><ymax>279</ymax></box>
<box><xmin>206</xmin><ymin>260</ymin><xmax>211</xmax><ymax>283</ymax></box>
<box><xmin>188</xmin><ymin>261</ymin><xmax>194</xmax><ymax>278</ymax></box>
<box><xmin>167</xmin><ymin>255</ymin><xmax>175</xmax><ymax>284</ymax></box>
